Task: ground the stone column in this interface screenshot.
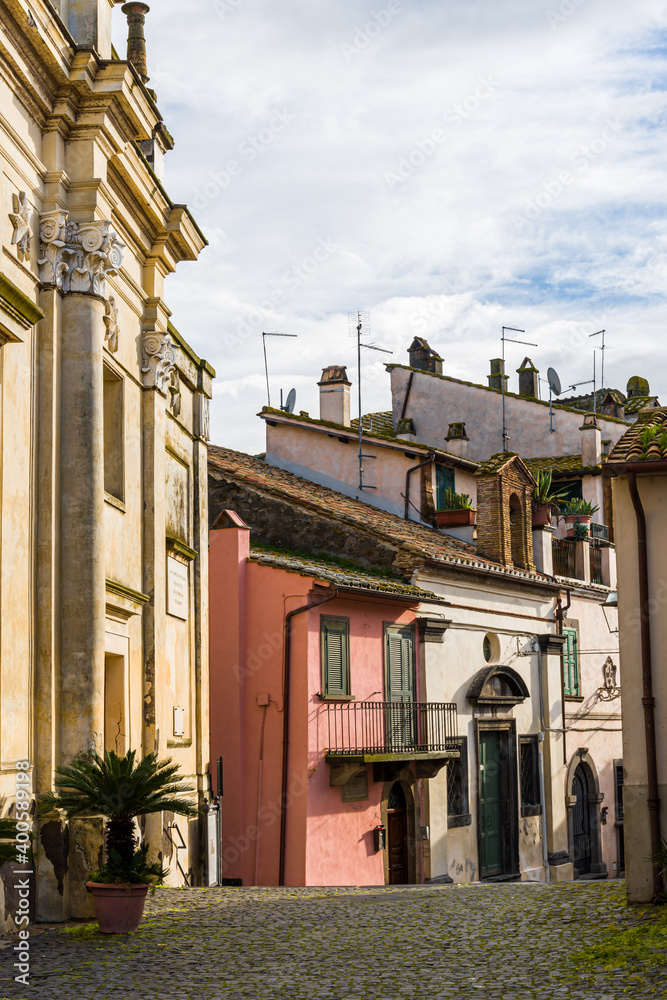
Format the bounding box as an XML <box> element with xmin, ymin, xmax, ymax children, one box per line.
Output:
<box><xmin>416</xmin><ymin>617</ymin><xmax>453</xmax><ymax>883</ymax></box>
<box><xmin>536</xmin><ymin>634</ymin><xmax>574</xmax><ymax>882</ymax></box>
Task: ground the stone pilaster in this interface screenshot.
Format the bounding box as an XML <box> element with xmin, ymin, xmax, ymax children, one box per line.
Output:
<box><xmin>536</xmin><ymin>634</ymin><xmax>574</xmax><ymax>881</ymax></box>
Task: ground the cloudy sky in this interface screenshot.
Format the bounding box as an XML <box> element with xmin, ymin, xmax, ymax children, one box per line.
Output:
<box><xmin>114</xmin><ymin>0</ymin><xmax>667</xmax><ymax>454</ymax></box>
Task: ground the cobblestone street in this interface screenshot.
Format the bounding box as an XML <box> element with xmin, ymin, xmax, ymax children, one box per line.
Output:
<box><xmin>1</xmin><ymin>881</ymin><xmax>665</xmax><ymax>999</ymax></box>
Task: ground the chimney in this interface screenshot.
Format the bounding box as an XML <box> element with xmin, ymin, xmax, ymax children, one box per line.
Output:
<box><xmin>65</xmin><ymin>0</ymin><xmax>114</xmax><ymax>58</ymax></box>
<box><xmin>626</xmin><ymin>376</ymin><xmax>650</xmax><ymax>399</ymax></box>
<box><xmin>122</xmin><ymin>2</ymin><xmax>151</xmax><ymax>83</ymax></box>
<box><xmin>445</xmin><ymin>422</ymin><xmax>469</xmax><ymax>459</ymax></box>
<box><xmin>318</xmin><ymin>366</ymin><xmax>351</xmax><ymax>427</ymax></box>
<box><xmin>488</xmin><ymin>359</ymin><xmax>508</xmax><ymax>392</ymax></box>
<box><xmin>600</xmin><ymin>391</ymin><xmax>625</xmax><ymax>421</ymax></box>
<box><xmin>408</xmin><ymin>338</ymin><xmax>443</xmax><ymax>375</ymax></box>
<box><xmin>516</xmin><ymin>358</ymin><xmax>539</xmax><ymax>399</ymax></box>
<box><xmin>396</xmin><ymin>417</ymin><xmax>417</xmax><ymax>442</ymax></box>
<box><xmin>580</xmin><ymin>414</ymin><xmax>602</xmax><ymax>467</ymax></box>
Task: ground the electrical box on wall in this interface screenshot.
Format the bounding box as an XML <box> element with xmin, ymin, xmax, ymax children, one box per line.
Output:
<box><xmin>173</xmin><ymin>706</ymin><xmax>185</xmax><ymax>737</ymax></box>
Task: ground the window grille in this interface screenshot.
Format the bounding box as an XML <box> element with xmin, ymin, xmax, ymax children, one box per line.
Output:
<box><xmin>447</xmin><ymin>737</ymin><xmax>471</xmax><ymax>828</ymax></box>
<box><xmin>519</xmin><ymin>736</ymin><xmax>542</xmax><ymax>817</ymax></box>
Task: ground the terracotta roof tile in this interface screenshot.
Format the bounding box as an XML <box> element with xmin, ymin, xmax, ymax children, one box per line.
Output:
<box><xmin>623</xmin><ymin>395</ymin><xmax>660</xmax><ymax>415</ymax></box>
<box><xmin>208</xmin><ymin>446</ymin><xmax>554</xmax><ymax>585</ymax></box>
<box><xmin>248</xmin><ymin>546</ymin><xmax>438</xmax><ymax>600</ymax></box>
<box><xmin>524</xmin><ymin>455</ymin><xmax>602</xmax><ymax>475</ymax></box>
<box><xmin>351</xmin><ymin>411</ymin><xmax>395</xmax><ymax>436</ymax></box>
<box><xmin>608</xmin><ymin>408</ymin><xmax>667</xmax><ymax>463</ymax></box>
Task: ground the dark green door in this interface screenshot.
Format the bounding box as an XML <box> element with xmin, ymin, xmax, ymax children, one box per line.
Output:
<box><xmin>479</xmin><ymin>731</ymin><xmax>503</xmax><ymax>877</ymax></box>
<box><xmin>385</xmin><ymin>627</ymin><xmax>415</xmax><ymax>749</ymax></box>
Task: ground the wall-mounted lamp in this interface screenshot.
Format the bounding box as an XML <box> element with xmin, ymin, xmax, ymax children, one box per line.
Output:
<box><xmin>373</xmin><ymin>825</ymin><xmax>386</xmax><ymax>852</ymax></box>
<box><xmin>602</xmin><ymin>591</ymin><xmax>619</xmax><ymax>635</ymax></box>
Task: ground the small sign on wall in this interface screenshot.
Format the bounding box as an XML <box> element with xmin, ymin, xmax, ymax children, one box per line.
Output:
<box><xmin>341</xmin><ymin>771</ymin><xmax>368</xmax><ymax>803</ymax></box>
<box><xmin>167</xmin><ymin>556</ymin><xmax>189</xmax><ymax>620</ymax></box>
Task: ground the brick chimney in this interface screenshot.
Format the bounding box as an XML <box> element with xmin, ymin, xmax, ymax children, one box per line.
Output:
<box><xmin>516</xmin><ymin>358</ymin><xmax>539</xmax><ymax>399</ymax></box>
<box><xmin>408</xmin><ymin>338</ymin><xmax>443</xmax><ymax>375</ymax></box>
<box><xmin>488</xmin><ymin>359</ymin><xmax>508</xmax><ymax>392</ymax></box>
<box><xmin>475</xmin><ymin>454</ymin><xmax>536</xmax><ymax>570</ymax></box>
<box><xmin>318</xmin><ymin>366</ymin><xmax>351</xmax><ymax>426</ymax></box>
<box><xmin>580</xmin><ymin>414</ymin><xmax>602</xmax><ymax>467</ymax></box>
<box><xmin>121</xmin><ymin>2</ymin><xmax>151</xmax><ymax>83</ymax></box>
<box><xmin>445</xmin><ymin>422</ymin><xmax>469</xmax><ymax>459</ymax></box>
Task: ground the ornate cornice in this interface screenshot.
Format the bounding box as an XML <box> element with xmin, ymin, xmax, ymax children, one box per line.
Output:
<box><xmin>38</xmin><ymin>212</ymin><xmax>125</xmax><ymax>296</ymax></box>
<box><xmin>142</xmin><ymin>331</ymin><xmax>176</xmax><ymax>391</ymax></box>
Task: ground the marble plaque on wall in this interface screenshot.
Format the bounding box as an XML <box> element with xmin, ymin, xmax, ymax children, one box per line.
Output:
<box><xmin>167</xmin><ymin>556</ymin><xmax>188</xmax><ymax>620</ymax></box>
<box><xmin>341</xmin><ymin>771</ymin><xmax>368</xmax><ymax>803</ymax></box>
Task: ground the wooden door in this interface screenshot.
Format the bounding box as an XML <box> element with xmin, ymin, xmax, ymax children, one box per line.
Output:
<box><xmin>479</xmin><ymin>730</ymin><xmax>503</xmax><ymax>878</ymax></box>
<box><xmin>573</xmin><ymin>764</ymin><xmax>592</xmax><ymax>875</ymax></box>
<box><xmin>387</xmin><ymin>783</ymin><xmax>408</xmax><ymax>885</ymax></box>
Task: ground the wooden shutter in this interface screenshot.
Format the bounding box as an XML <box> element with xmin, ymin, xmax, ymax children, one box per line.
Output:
<box><xmin>385</xmin><ymin>627</ymin><xmax>415</xmax><ymax>748</ymax></box>
<box><xmin>563</xmin><ymin>629</ymin><xmax>579</xmax><ymax>696</ymax></box>
<box><xmin>322</xmin><ymin>619</ymin><xmax>348</xmax><ymax>696</ymax></box>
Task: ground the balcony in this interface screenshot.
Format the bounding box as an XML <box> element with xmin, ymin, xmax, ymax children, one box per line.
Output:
<box><xmin>552</xmin><ymin>537</ymin><xmax>576</xmax><ymax>578</ymax></box>
<box><xmin>325</xmin><ymin>700</ymin><xmax>459</xmax><ymax>784</ymax></box>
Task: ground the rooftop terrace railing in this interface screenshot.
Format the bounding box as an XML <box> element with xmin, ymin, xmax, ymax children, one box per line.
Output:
<box><xmin>325</xmin><ymin>700</ymin><xmax>459</xmax><ymax>756</ymax></box>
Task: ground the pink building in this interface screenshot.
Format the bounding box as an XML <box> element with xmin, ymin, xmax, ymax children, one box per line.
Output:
<box><xmin>209</xmin><ymin>511</ymin><xmax>458</xmax><ymax>886</ymax></box>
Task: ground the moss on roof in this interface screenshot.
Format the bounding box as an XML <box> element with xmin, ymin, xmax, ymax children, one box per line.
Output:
<box><xmin>524</xmin><ymin>455</ymin><xmax>603</xmax><ymax>476</ymax></box>
<box><xmin>608</xmin><ymin>408</ymin><xmax>667</xmax><ymax>463</ymax></box>
<box><xmin>623</xmin><ymin>395</ymin><xmax>660</xmax><ymax>415</ymax></box>
<box><xmin>249</xmin><ymin>545</ymin><xmax>438</xmax><ymax>600</ymax></box>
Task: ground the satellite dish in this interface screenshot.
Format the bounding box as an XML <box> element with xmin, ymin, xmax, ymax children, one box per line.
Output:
<box><xmin>284</xmin><ymin>388</ymin><xmax>296</xmax><ymax>414</ymax></box>
<box><xmin>547</xmin><ymin>367</ymin><xmax>562</xmax><ymax>396</ymax></box>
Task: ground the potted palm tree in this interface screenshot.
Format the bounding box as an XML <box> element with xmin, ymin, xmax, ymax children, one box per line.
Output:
<box><xmin>435</xmin><ymin>488</ymin><xmax>476</xmax><ymax>528</ymax></box>
<box><xmin>531</xmin><ymin>470</ymin><xmax>569</xmax><ymax>527</ymax></box>
<box><xmin>562</xmin><ymin>498</ymin><xmax>599</xmax><ymax>537</ymax></box>
<box><xmin>39</xmin><ymin>749</ymin><xmax>197</xmax><ymax>934</ymax></box>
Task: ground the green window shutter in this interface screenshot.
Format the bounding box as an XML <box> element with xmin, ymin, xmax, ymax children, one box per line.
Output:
<box><xmin>563</xmin><ymin>629</ymin><xmax>580</xmax><ymax>697</ymax></box>
<box><xmin>323</xmin><ymin>619</ymin><xmax>348</xmax><ymax>696</ymax></box>
<box><xmin>436</xmin><ymin>466</ymin><xmax>456</xmax><ymax>510</ymax></box>
<box><xmin>386</xmin><ymin>628</ymin><xmax>414</xmax><ymax>702</ymax></box>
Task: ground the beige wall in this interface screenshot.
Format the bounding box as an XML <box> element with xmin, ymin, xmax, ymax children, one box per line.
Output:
<box><xmin>0</xmin><ymin>0</ymin><xmax>213</xmax><ymax>926</ymax></box>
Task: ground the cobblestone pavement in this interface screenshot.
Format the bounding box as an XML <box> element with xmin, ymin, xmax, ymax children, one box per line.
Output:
<box><xmin>1</xmin><ymin>881</ymin><xmax>665</xmax><ymax>999</ymax></box>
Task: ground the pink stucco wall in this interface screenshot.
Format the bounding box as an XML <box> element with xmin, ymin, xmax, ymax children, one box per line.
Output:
<box><xmin>210</xmin><ymin>521</ymin><xmax>422</xmax><ymax>887</ymax></box>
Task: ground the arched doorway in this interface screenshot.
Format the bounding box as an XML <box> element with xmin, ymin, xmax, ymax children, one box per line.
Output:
<box><xmin>387</xmin><ymin>782</ymin><xmax>409</xmax><ymax>885</ymax></box>
<box><xmin>567</xmin><ymin>751</ymin><xmax>608</xmax><ymax>879</ymax></box>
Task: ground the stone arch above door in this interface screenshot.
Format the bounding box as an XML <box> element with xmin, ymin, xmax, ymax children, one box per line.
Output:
<box><xmin>380</xmin><ymin>769</ymin><xmax>419</xmax><ymax>886</ymax></box>
<box><xmin>466</xmin><ymin>664</ymin><xmax>530</xmax><ymax>709</ymax></box>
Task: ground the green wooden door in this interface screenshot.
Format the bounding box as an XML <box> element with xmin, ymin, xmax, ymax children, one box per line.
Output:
<box><xmin>385</xmin><ymin>628</ymin><xmax>415</xmax><ymax>748</ymax></box>
<box><xmin>479</xmin><ymin>731</ymin><xmax>503</xmax><ymax>877</ymax></box>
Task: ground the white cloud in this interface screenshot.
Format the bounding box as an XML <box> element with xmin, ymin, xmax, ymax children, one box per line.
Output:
<box><xmin>113</xmin><ymin>0</ymin><xmax>667</xmax><ymax>452</ymax></box>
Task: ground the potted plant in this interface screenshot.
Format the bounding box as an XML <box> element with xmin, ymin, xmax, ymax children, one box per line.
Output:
<box><xmin>435</xmin><ymin>488</ymin><xmax>476</xmax><ymax>528</ymax></box>
<box><xmin>39</xmin><ymin>749</ymin><xmax>197</xmax><ymax>934</ymax></box>
<box><xmin>561</xmin><ymin>498</ymin><xmax>599</xmax><ymax>537</ymax></box>
<box><xmin>531</xmin><ymin>470</ymin><xmax>570</xmax><ymax>527</ymax></box>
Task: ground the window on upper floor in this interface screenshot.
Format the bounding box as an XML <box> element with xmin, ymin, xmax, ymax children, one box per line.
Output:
<box><xmin>562</xmin><ymin>628</ymin><xmax>580</xmax><ymax>698</ymax></box>
<box><xmin>435</xmin><ymin>465</ymin><xmax>455</xmax><ymax>511</ymax></box>
<box><xmin>447</xmin><ymin>737</ymin><xmax>471</xmax><ymax>828</ymax></box>
<box><xmin>321</xmin><ymin>617</ymin><xmax>350</xmax><ymax>698</ymax></box>
<box><xmin>519</xmin><ymin>736</ymin><xmax>542</xmax><ymax>817</ymax></box>
<box><xmin>103</xmin><ymin>364</ymin><xmax>124</xmax><ymax>502</ymax></box>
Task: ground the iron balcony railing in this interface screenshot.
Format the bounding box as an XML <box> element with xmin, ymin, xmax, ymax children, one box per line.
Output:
<box><xmin>552</xmin><ymin>537</ymin><xmax>577</xmax><ymax>579</ymax></box>
<box><xmin>589</xmin><ymin>539</ymin><xmax>604</xmax><ymax>585</ymax></box>
<box><xmin>325</xmin><ymin>700</ymin><xmax>459</xmax><ymax>755</ymax></box>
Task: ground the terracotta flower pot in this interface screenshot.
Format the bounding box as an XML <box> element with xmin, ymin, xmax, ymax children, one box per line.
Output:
<box><xmin>532</xmin><ymin>503</ymin><xmax>553</xmax><ymax>527</ymax></box>
<box><xmin>87</xmin><ymin>882</ymin><xmax>149</xmax><ymax>934</ymax></box>
<box><xmin>565</xmin><ymin>513</ymin><xmax>592</xmax><ymax>538</ymax></box>
<box><xmin>435</xmin><ymin>508</ymin><xmax>476</xmax><ymax>528</ymax></box>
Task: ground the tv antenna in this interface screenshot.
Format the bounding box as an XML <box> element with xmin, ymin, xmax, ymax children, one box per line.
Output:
<box><xmin>546</xmin><ymin>367</ymin><xmax>562</xmax><ymax>434</ymax></box>
<box><xmin>348</xmin><ymin>311</ymin><xmax>393</xmax><ymax>490</ymax></box>
<box><xmin>589</xmin><ymin>330</ymin><xmax>606</xmax><ymax>416</ymax></box>
<box><xmin>262</xmin><ymin>332</ymin><xmax>297</xmax><ymax>408</ymax></box>
<box><xmin>501</xmin><ymin>327</ymin><xmax>537</xmax><ymax>452</ymax></box>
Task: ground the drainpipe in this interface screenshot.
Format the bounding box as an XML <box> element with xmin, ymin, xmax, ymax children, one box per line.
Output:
<box><xmin>555</xmin><ymin>589</ymin><xmax>572</xmax><ymax>765</ymax></box>
<box><xmin>627</xmin><ymin>472</ymin><xmax>662</xmax><ymax>900</ymax></box>
<box><xmin>400</xmin><ymin>371</ymin><xmax>415</xmax><ymax>422</ymax></box>
<box><xmin>404</xmin><ymin>452</ymin><xmax>435</xmax><ymax>521</ymax></box>
<box><xmin>279</xmin><ymin>590</ymin><xmax>340</xmax><ymax>886</ymax></box>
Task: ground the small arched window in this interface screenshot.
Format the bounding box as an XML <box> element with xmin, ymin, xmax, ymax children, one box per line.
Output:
<box><xmin>509</xmin><ymin>492</ymin><xmax>524</xmax><ymax>568</ymax></box>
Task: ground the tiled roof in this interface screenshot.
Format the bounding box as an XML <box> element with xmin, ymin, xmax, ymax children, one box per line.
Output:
<box><xmin>608</xmin><ymin>408</ymin><xmax>667</xmax><ymax>462</ymax></box>
<box><xmin>208</xmin><ymin>446</ymin><xmax>554</xmax><ymax>584</ymax></box>
<box><xmin>623</xmin><ymin>395</ymin><xmax>660</xmax><ymax>415</ymax></box>
<box><xmin>524</xmin><ymin>455</ymin><xmax>601</xmax><ymax>475</ymax></box>
<box><xmin>476</xmin><ymin>452</ymin><xmax>519</xmax><ymax>475</ymax></box>
<box><xmin>248</xmin><ymin>546</ymin><xmax>438</xmax><ymax>600</ymax></box>
<box><xmin>351</xmin><ymin>411</ymin><xmax>395</xmax><ymax>436</ymax></box>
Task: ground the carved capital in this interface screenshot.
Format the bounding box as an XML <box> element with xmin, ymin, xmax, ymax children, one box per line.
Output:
<box><xmin>38</xmin><ymin>212</ymin><xmax>125</xmax><ymax>297</ymax></box>
<box><xmin>142</xmin><ymin>331</ymin><xmax>176</xmax><ymax>391</ymax></box>
<box><xmin>10</xmin><ymin>192</ymin><xmax>31</xmax><ymax>261</ymax></box>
